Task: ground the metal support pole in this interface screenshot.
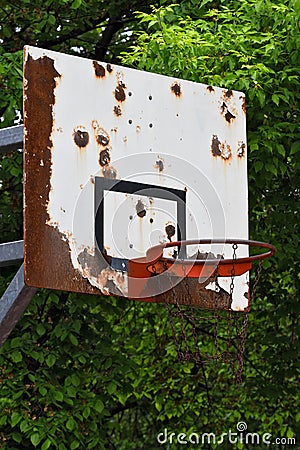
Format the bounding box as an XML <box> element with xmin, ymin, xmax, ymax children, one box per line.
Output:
<box><xmin>0</xmin><ymin>264</ymin><xmax>37</xmax><ymax>347</ymax></box>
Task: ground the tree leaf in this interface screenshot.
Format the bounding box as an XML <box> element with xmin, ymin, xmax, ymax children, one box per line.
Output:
<box><xmin>11</xmin><ymin>412</ymin><xmax>22</xmax><ymax>427</ymax></box>
<box><xmin>46</xmin><ymin>354</ymin><xmax>56</xmax><ymax>368</ymax></box>
<box><xmin>66</xmin><ymin>417</ymin><xmax>76</xmax><ymax>431</ymax></box>
<box><xmin>31</xmin><ymin>432</ymin><xmax>42</xmax><ymax>447</ymax></box>
<box><xmin>41</xmin><ymin>438</ymin><xmax>52</xmax><ymax>450</ymax></box>
<box><xmin>11</xmin><ymin>350</ymin><xmax>22</xmax><ymax>363</ymax></box>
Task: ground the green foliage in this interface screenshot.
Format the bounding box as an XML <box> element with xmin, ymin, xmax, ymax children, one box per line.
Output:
<box><xmin>0</xmin><ymin>50</ymin><xmax>23</xmax><ymax>127</ymax></box>
<box><xmin>0</xmin><ymin>0</ymin><xmax>299</xmax><ymax>448</ymax></box>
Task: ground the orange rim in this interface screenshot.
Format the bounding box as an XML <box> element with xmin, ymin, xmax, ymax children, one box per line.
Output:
<box><xmin>133</xmin><ymin>239</ymin><xmax>277</xmax><ymax>278</ymax></box>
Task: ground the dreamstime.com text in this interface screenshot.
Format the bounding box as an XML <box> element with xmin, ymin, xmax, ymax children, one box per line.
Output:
<box><xmin>157</xmin><ymin>422</ymin><xmax>296</xmax><ymax>446</ymax></box>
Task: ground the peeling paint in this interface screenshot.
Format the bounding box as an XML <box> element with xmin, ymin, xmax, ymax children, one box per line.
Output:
<box><xmin>106</xmin><ymin>63</ymin><xmax>113</xmax><ymax>73</ymax></box>
<box><xmin>240</xmin><ymin>95</ymin><xmax>246</xmax><ymax>114</ymax></box>
<box><xmin>211</xmin><ymin>135</ymin><xmax>232</xmax><ymax>160</ymax></box>
<box><xmin>237</xmin><ymin>141</ymin><xmax>246</xmax><ymax>157</ymax></box>
<box><xmin>154</xmin><ymin>158</ymin><xmax>164</xmax><ymax>172</ymax></box>
<box><xmin>99</xmin><ymin>149</ymin><xmax>111</xmax><ymax>166</ymax></box>
<box><xmin>113</xmin><ymin>105</ymin><xmax>122</xmax><ymax>116</ymax></box>
<box><xmin>97</xmin><ymin>130</ymin><xmax>110</xmax><ymax>146</ymax></box>
<box><xmin>219</xmin><ymin>90</ymin><xmax>238</xmax><ymax>124</ymax></box>
<box><xmin>114</xmin><ymin>81</ymin><xmax>126</xmax><ymax>102</ymax></box>
<box><xmin>220</xmin><ymin>143</ymin><xmax>232</xmax><ymax>160</ymax></box>
<box><xmin>171</xmin><ymin>81</ymin><xmax>182</xmax><ymax>97</ymax></box>
<box><xmin>136</xmin><ymin>199</ymin><xmax>146</xmax><ymax>218</ymax></box>
<box><xmin>211</xmin><ymin>134</ymin><xmax>222</xmax><ymax>156</ymax></box>
<box><xmin>165</xmin><ymin>223</ymin><xmax>175</xmax><ymax>241</ymax></box>
<box><xmin>77</xmin><ymin>248</ymin><xmax>128</xmax><ymax>296</ymax></box>
<box><xmin>225</xmin><ymin>110</ymin><xmax>236</xmax><ymax>123</ymax></box>
<box><xmin>73</xmin><ymin>128</ymin><xmax>89</xmax><ymax>148</ymax></box>
<box><xmin>93</xmin><ymin>61</ymin><xmax>106</xmax><ymax>78</ymax></box>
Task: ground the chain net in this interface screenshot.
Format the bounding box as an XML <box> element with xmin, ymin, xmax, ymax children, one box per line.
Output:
<box><xmin>154</xmin><ymin>243</ymin><xmax>263</xmax><ymax>383</ymax></box>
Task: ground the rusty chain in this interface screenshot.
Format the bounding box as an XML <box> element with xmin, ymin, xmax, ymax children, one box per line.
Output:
<box><xmin>155</xmin><ymin>241</ymin><xmax>265</xmax><ymax>384</ymax></box>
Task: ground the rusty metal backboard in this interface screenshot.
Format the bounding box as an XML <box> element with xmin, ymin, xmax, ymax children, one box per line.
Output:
<box><xmin>24</xmin><ymin>46</ymin><xmax>249</xmax><ymax>311</ymax></box>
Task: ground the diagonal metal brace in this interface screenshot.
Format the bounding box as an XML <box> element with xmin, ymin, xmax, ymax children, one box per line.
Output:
<box><xmin>0</xmin><ymin>264</ymin><xmax>37</xmax><ymax>347</ymax></box>
<box><xmin>0</xmin><ymin>124</ymin><xmax>23</xmax><ymax>153</ymax></box>
<box><xmin>0</xmin><ymin>240</ymin><xmax>24</xmax><ymax>267</ymax></box>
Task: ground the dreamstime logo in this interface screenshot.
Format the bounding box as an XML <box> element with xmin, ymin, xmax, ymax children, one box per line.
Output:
<box><xmin>237</xmin><ymin>421</ymin><xmax>247</xmax><ymax>432</ymax></box>
<box><xmin>156</xmin><ymin>422</ymin><xmax>297</xmax><ymax>446</ymax></box>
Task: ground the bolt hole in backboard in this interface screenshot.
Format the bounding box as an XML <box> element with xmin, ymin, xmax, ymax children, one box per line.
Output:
<box><xmin>23</xmin><ymin>47</ymin><xmax>275</xmax><ymax>378</ymax></box>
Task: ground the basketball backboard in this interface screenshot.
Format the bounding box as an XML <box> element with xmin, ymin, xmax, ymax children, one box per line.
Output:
<box><xmin>24</xmin><ymin>46</ymin><xmax>249</xmax><ymax>310</ymax></box>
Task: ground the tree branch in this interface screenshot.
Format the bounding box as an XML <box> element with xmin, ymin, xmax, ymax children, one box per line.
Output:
<box><xmin>109</xmin><ymin>400</ymin><xmax>140</xmax><ymax>417</ymax></box>
<box><xmin>42</xmin><ymin>14</ymin><xmax>110</xmax><ymax>49</ymax></box>
<box><xmin>94</xmin><ymin>17</ymin><xmax>127</xmax><ymax>61</ymax></box>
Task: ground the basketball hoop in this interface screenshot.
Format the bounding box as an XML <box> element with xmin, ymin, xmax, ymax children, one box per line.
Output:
<box><xmin>129</xmin><ymin>239</ymin><xmax>276</xmax><ymax>383</ymax></box>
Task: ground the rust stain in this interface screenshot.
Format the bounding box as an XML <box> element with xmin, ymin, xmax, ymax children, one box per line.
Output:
<box><xmin>136</xmin><ymin>125</ymin><xmax>141</xmax><ymax>133</ymax></box>
<box><xmin>23</xmin><ymin>53</ymin><xmax>120</xmax><ymax>296</ymax></box>
<box><xmin>102</xmin><ymin>166</ymin><xmax>117</xmax><ymax>179</ymax></box>
<box><xmin>24</xmin><ymin>49</ymin><xmax>99</xmax><ymax>291</ymax></box>
<box><xmin>211</xmin><ymin>135</ymin><xmax>232</xmax><ymax>160</ymax></box>
<box><xmin>106</xmin><ymin>63</ymin><xmax>113</xmax><ymax>73</ymax></box>
<box><xmin>113</xmin><ymin>105</ymin><xmax>122</xmax><ymax>116</ymax></box>
<box><xmin>206</xmin><ymin>85</ymin><xmax>215</xmax><ymax>93</ymax></box>
<box><xmin>221</xmin><ymin>144</ymin><xmax>232</xmax><ymax>160</ymax></box>
<box><xmin>138</xmin><ymin>276</ymin><xmax>232</xmax><ymax>309</ymax></box>
<box><xmin>92</xmin><ymin>119</ymin><xmax>99</xmax><ymax>129</ymax></box>
<box><xmin>93</xmin><ymin>61</ymin><xmax>106</xmax><ymax>78</ymax></box>
<box><xmin>220</xmin><ymin>92</ymin><xmax>237</xmax><ymax>124</ymax></box>
<box><xmin>97</xmin><ymin>130</ymin><xmax>110</xmax><ymax>146</ymax></box>
<box><xmin>99</xmin><ymin>149</ymin><xmax>111</xmax><ymax>166</ymax></box>
<box><xmin>220</xmin><ymin>101</ymin><xmax>236</xmax><ymax>123</ymax></box>
<box><xmin>123</xmin><ymin>136</ymin><xmax>127</xmax><ymax>143</ymax></box>
<box><xmin>211</xmin><ymin>134</ymin><xmax>222</xmax><ymax>156</ymax></box>
<box><xmin>136</xmin><ymin>200</ymin><xmax>146</xmax><ymax>218</ymax></box>
<box><xmin>170</xmin><ymin>82</ymin><xmax>182</xmax><ymax>97</ymax></box>
<box><xmin>73</xmin><ymin>129</ymin><xmax>89</xmax><ymax>148</ymax></box>
<box><xmin>240</xmin><ymin>95</ymin><xmax>246</xmax><ymax>114</ymax></box>
<box><xmin>114</xmin><ymin>81</ymin><xmax>126</xmax><ymax>102</ymax></box>
<box><xmin>92</xmin><ymin>122</ymin><xmax>110</xmax><ymax>147</ymax></box>
<box><xmin>237</xmin><ymin>141</ymin><xmax>246</xmax><ymax>157</ymax></box>
<box><xmin>220</xmin><ymin>102</ymin><xmax>227</xmax><ymax>114</ymax></box>
<box><xmin>154</xmin><ymin>158</ymin><xmax>164</xmax><ymax>172</ymax></box>
<box><xmin>165</xmin><ymin>223</ymin><xmax>175</xmax><ymax>241</ymax></box>
<box><xmin>225</xmin><ymin>110</ymin><xmax>236</xmax><ymax>123</ymax></box>
<box><xmin>24</xmin><ymin>54</ymin><xmax>94</xmax><ymax>292</ymax></box>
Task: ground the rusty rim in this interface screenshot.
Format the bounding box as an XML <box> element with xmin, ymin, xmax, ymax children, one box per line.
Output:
<box><xmin>146</xmin><ymin>239</ymin><xmax>276</xmax><ymax>270</ymax></box>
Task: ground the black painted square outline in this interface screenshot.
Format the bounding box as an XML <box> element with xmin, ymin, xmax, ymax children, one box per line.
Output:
<box><xmin>95</xmin><ymin>177</ymin><xmax>186</xmax><ymax>261</ymax></box>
